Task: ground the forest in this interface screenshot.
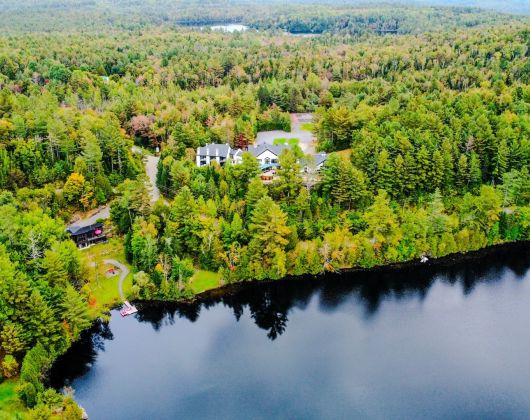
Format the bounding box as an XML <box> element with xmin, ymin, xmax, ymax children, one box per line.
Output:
<box><xmin>0</xmin><ymin>0</ymin><xmax>527</xmax><ymax>33</ymax></box>
<box><xmin>0</xmin><ymin>1</ymin><xmax>530</xmax><ymax>417</ymax></box>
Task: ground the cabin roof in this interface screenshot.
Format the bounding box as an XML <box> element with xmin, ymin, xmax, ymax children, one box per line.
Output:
<box><xmin>67</xmin><ymin>222</ymin><xmax>103</xmax><ymax>236</ymax></box>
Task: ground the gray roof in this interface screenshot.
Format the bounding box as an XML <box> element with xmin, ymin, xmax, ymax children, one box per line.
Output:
<box><xmin>67</xmin><ymin>222</ymin><xmax>103</xmax><ymax>236</ymax></box>
<box><xmin>197</xmin><ymin>143</ymin><xmax>231</xmax><ymax>157</ymax></box>
<box><xmin>300</xmin><ymin>153</ymin><xmax>328</xmax><ymax>168</ymax></box>
<box><xmin>314</xmin><ymin>153</ymin><xmax>328</xmax><ymax>167</ymax></box>
<box><xmin>246</xmin><ymin>144</ymin><xmax>290</xmax><ymax>158</ymax></box>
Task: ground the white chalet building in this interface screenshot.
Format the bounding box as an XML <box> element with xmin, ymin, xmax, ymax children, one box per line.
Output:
<box><xmin>196</xmin><ymin>142</ymin><xmax>327</xmax><ymax>171</ymax></box>
<box><xmin>196</xmin><ymin>143</ymin><xmax>242</xmax><ymax>167</ymax></box>
<box><xmin>246</xmin><ymin>144</ymin><xmax>289</xmax><ymax>168</ymax></box>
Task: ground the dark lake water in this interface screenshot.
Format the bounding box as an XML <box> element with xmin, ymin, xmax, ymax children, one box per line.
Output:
<box><xmin>51</xmin><ymin>244</ymin><xmax>530</xmax><ymax>420</ymax></box>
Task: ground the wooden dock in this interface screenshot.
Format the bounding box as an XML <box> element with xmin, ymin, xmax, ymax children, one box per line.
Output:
<box><xmin>103</xmin><ymin>259</ymin><xmax>138</xmax><ymax>317</ymax></box>
<box><xmin>120</xmin><ymin>300</ymin><xmax>138</xmax><ymax>317</ymax></box>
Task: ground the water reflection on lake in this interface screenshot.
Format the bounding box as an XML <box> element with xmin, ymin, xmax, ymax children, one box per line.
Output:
<box><xmin>210</xmin><ymin>24</ymin><xmax>248</xmax><ymax>32</ymax></box>
<box><xmin>51</xmin><ymin>244</ymin><xmax>530</xmax><ymax>419</ymax></box>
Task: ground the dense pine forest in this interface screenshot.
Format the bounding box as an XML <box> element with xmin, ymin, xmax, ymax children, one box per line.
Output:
<box><xmin>0</xmin><ymin>0</ymin><xmax>529</xmax><ymax>417</ymax></box>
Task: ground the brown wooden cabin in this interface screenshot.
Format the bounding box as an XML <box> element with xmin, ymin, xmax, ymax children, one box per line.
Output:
<box><xmin>67</xmin><ymin>222</ymin><xmax>107</xmax><ymax>249</ymax></box>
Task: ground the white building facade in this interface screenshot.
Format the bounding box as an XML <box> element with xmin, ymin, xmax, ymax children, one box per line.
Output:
<box><xmin>196</xmin><ymin>143</ymin><xmax>327</xmax><ymax>171</ymax></box>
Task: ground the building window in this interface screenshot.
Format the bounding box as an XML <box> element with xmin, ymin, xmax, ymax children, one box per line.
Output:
<box><xmin>265</xmin><ymin>157</ymin><xmax>271</xmax><ymax>164</ymax></box>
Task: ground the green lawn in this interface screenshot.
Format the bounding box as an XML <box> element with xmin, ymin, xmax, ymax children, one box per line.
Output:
<box><xmin>81</xmin><ymin>239</ymin><xmax>133</xmax><ymax>316</ymax></box>
<box><xmin>287</xmin><ymin>137</ymin><xmax>299</xmax><ymax>146</ymax></box>
<box><xmin>300</xmin><ymin>122</ymin><xmax>314</xmax><ymax>132</ymax></box>
<box><xmin>190</xmin><ymin>270</ymin><xmax>221</xmax><ymax>294</ymax></box>
<box><xmin>0</xmin><ymin>380</ymin><xmax>26</xmax><ymax>417</ymax></box>
<box><xmin>82</xmin><ymin>241</ymin><xmax>221</xmax><ymax>308</ymax></box>
<box><xmin>273</xmin><ymin>137</ymin><xmax>299</xmax><ymax>146</ymax></box>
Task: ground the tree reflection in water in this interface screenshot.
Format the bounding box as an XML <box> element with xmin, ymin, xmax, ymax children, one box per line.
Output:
<box><xmin>49</xmin><ymin>243</ymin><xmax>528</xmax><ymax>388</ymax></box>
<box><xmin>48</xmin><ymin>320</ymin><xmax>113</xmax><ymax>388</ymax></box>
<box><xmin>137</xmin><ymin>243</ymin><xmax>528</xmax><ymax>339</ymax></box>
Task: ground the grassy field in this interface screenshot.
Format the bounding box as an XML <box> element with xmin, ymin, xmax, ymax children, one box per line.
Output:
<box><xmin>0</xmin><ymin>380</ymin><xmax>26</xmax><ymax>418</ymax></box>
<box><xmin>273</xmin><ymin>137</ymin><xmax>299</xmax><ymax>146</ymax></box>
<box><xmin>81</xmin><ymin>239</ymin><xmax>133</xmax><ymax>317</ymax></box>
<box><xmin>300</xmin><ymin>122</ymin><xmax>315</xmax><ymax>132</ymax></box>
<box><xmin>190</xmin><ymin>270</ymin><xmax>221</xmax><ymax>294</ymax></box>
<box><xmin>82</xmin><ymin>240</ymin><xmax>221</xmax><ymax>304</ymax></box>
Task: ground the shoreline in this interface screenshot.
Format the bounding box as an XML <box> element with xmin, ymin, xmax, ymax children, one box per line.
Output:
<box><xmin>48</xmin><ymin>239</ymin><xmax>529</xmax><ymax>403</ymax></box>
<box><xmin>136</xmin><ymin>240</ymin><xmax>530</xmax><ymax>308</ymax></box>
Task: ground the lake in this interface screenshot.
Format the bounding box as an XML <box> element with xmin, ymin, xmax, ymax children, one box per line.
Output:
<box><xmin>210</xmin><ymin>24</ymin><xmax>248</xmax><ymax>33</ymax></box>
<box><xmin>50</xmin><ymin>244</ymin><xmax>530</xmax><ymax>419</ymax></box>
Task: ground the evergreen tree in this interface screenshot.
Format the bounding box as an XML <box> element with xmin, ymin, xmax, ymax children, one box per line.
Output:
<box><xmin>245</xmin><ymin>177</ymin><xmax>268</xmax><ymax>216</ymax></box>
<box><xmin>363</xmin><ymin>190</ymin><xmax>402</xmax><ymax>260</ymax></box>
<box><xmin>41</xmin><ymin>250</ymin><xmax>68</xmax><ymax>288</ymax></box>
<box><xmin>456</xmin><ymin>154</ymin><xmax>469</xmax><ymax>192</ymax></box>
<box><xmin>393</xmin><ymin>154</ymin><xmax>406</xmax><ymax>197</ymax></box>
<box><xmin>403</xmin><ymin>152</ymin><xmax>418</xmax><ymax>197</ymax></box>
<box><xmin>61</xmin><ymin>286</ymin><xmax>91</xmax><ymax>343</ymax></box>
<box><xmin>248</xmin><ymin>196</ymin><xmax>291</xmax><ymax>279</ymax></box>
<box><xmin>431</xmin><ymin>150</ymin><xmax>444</xmax><ymax>192</ymax></box>
<box><xmin>0</xmin><ymin>322</ymin><xmax>27</xmax><ymax>354</ymax></box>
<box><xmin>415</xmin><ymin>146</ymin><xmax>431</xmax><ymax>193</ymax></box>
<box><xmin>23</xmin><ymin>290</ymin><xmax>62</xmax><ymax>350</ymax></box>
<box><xmin>274</xmin><ymin>149</ymin><xmax>302</xmax><ymax>204</ymax></box>
<box><xmin>441</xmin><ymin>140</ymin><xmax>455</xmax><ymax>192</ymax></box>
<box><xmin>493</xmin><ymin>139</ymin><xmax>509</xmax><ymax>182</ymax></box>
<box><xmin>469</xmin><ymin>152</ymin><xmax>483</xmax><ymax>192</ymax></box>
<box><xmin>374</xmin><ymin>149</ymin><xmax>394</xmax><ymax>194</ymax></box>
<box><xmin>227</xmin><ymin>153</ymin><xmax>260</xmax><ymax>199</ymax></box>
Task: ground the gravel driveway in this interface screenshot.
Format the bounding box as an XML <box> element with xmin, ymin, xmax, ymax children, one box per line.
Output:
<box><xmin>255</xmin><ymin>113</ymin><xmax>316</xmax><ymax>154</ymax></box>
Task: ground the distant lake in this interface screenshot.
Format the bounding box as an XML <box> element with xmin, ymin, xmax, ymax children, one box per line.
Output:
<box><xmin>51</xmin><ymin>244</ymin><xmax>530</xmax><ymax>419</ymax></box>
<box><xmin>210</xmin><ymin>24</ymin><xmax>248</xmax><ymax>32</ymax></box>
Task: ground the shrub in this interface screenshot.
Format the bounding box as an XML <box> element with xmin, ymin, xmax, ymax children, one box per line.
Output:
<box><xmin>28</xmin><ymin>404</ymin><xmax>53</xmax><ymax>420</ymax></box>
<box><xmin>16</xmin><ymin>381</ymin><xmax>38</xmax><ymax>408</ymax></box>
<box><xmin>1</xmin><ymin>355</ymin><xmax>19</xmax><ymax>378</ymax></box>
<box><xmin>37</xmin><ymin>388</ymin><xmax>64</xmax><ymax>409</ymax></box>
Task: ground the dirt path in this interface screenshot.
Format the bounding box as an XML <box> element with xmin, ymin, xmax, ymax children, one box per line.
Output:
<box><xmin>145</xmin><ymin>154</ymin><xmax>160</xmax><ymax>202</ymax></box>
<box><xmin>132</xmin><ymin>146</ymin><xmax>160</xmax><ymax>203</ymax></box>
<box><xmin>69</xmin><ymin>147</ymin><xmax>159</xmax><ymax>229</ymax></box>
<box><xmin>103</xmin><ymin>259</ymin><xmax>130</xmax><ymax>302</ymax></box>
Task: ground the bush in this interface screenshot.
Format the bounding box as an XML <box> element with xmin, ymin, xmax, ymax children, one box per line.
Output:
<box><xmin>16</xmin><ymin>381</ymin><xmax>38</xmax><ymax>408</ymax></box>
<box><xmin>18</xmin><ymin>343</ymin><xmax>53</xmax><ymax>407</ymax></box>
<box><xmin>28</xmin><ymin>404</ymin><xmax>53</xmax><ymax>420</ymax></box>
<box><xmin>63</xmin><ymin>397</ymin><xmax>84</xmax><ymax>420</ymax></box>
<box><xmin>1</xmin><ymin>355</ymin><xmax>19</xmax><ymax>378</ymax></box>
<box><xmin>37</xmin><ymin>388</ymin><xmax>63</xmax><ymax>409</ymax></box>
